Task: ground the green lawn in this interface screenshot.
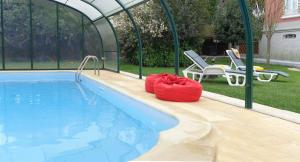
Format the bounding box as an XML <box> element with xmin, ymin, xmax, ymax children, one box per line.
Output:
<box><xmin>120</xmin><ymin>59</ymin><xmax>300</xmax><ymax>113</ymax></box>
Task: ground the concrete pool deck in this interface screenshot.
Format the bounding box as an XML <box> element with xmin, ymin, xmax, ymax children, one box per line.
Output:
<box><xmin>83</xmin><ymin>70</ymin><xmax>300</xmax><ymax>162</ymax></box>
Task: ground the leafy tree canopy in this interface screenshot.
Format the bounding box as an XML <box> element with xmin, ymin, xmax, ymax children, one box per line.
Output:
<box><xmin>214</xmin><ymin>0</ymin><xmax>264</xmax><ymax>44</ymax></box>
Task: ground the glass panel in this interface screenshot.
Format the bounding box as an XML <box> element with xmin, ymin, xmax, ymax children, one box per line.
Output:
<box><xmin>52</xmin><ymin>0</ymin><xmax>102</xmax><ymax>21</ymax></box>
<box><xmin>115</xmin><ymin>1</ymin><xmax>176</xmax><ymax>76</ymax></box>
<box><xmin>94</xmin><ymin>19</ymin><xmax>117</xmax><ymax>52</ymax></box>
<box><xmin>3</xmin><ymin>0</ymin><xmax>31</xmax><ymax>69</ymax></box>
<box><xmin>53</xmin><ymin>0</ymin><xmax>67</xmax><ymax>3</ymax></box>
<box><xmin>53</xmin><ymin>0</ymin><xmax>147</xmax><ymax>19</ymax></box>
<box><xmin>120</xmin><ymin>0</ymin><xmax>145</xmax><ymax>8</ymax></box>
<box><xmin>92</xmin><ymin>0</ymin><xmax>146</xmax><ymax>16</ymax></box>
<box><xmin>0</xmin><ymin>1</ymin><xmax>2</xmax><ymax>70</ymax></box>
<box><xmin>59</xmin><ymin>6</ymin><xmax>83</xmax><ymax>69</ymax></box>
<box><xmin>94</xmin><ymin>18</ymin><xmax>118</xmax><ymax>71</ymax></box>
<box><xmin>66</xmin><ymin>0</ymin><xmax>102</xmax><ymax>20</ymax></box>
<box><xmin>32</xmin><ymin>0</ymin><xmax>57</xmax><ymax>69</ymax></box>
<box><xmin>84</xmin><ymin>17</ymin><xmax>103</xmax><ymax>68</ymax></box>
<box><xmin>104</xmin><ymin>51</ymin><xmax>118</xmax><ymax>71</ymax></box>
<box><xmin>92</xmin><ymin>0</ymin><xmax>121</xmax><ymax>16</ymax></box>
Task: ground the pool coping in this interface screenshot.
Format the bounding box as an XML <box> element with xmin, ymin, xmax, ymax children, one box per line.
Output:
<box><xmin>82</xmin><ymin>71</ymin><xmax>218</xmax><ymax>162</ymax></box>
<box><xmin>203</xmin><ymin>91</ymin><xmax>300</xmax><ymax>124</ymax></box>
<box><xmin>84</xmin><ymin>71</ymin><xmax>300</xmax><ymax>162</ymax></box>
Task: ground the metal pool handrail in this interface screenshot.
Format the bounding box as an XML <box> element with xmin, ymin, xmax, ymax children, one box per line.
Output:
<box><xmin>76</xmin><ymin>55</ymin><xmax>100</xmax><ymax>82</ymax></box>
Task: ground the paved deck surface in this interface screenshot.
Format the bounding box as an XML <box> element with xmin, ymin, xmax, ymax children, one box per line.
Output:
<box><xmin>84</xmin><ymin>70</ymin><xmax>300</xmax><ymax>162</ymax></box>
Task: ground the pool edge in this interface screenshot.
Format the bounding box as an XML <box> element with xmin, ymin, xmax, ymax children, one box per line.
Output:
<box><xmin>81</xmin><ymin>71</ymin><xmax>217</xmax><ymax>162</ymax></box>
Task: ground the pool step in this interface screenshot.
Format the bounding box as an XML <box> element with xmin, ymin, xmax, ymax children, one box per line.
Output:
<box><xmin>134</xmin><ymin>120</ymin><xmax>218</xmax><ymax>162</ymax></box>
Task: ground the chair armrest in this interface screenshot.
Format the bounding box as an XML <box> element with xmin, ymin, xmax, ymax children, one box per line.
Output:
<box><xmin>238</xmin><ymin>66</ymin><xmax>246</xmax><ymax>71</ymax></box>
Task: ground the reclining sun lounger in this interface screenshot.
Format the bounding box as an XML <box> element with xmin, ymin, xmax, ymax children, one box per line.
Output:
<box><xmin>183</xmin><ymin>50</ymin><xmax>247</xmax><ymax>86</ymax></box>
<box><xmin>226</xmin><ymin>49</ymin><xmax>289</xmax><ymax>82</ymax></box>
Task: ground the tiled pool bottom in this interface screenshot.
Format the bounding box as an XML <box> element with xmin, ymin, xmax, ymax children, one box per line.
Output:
<box><xmin>0</xmin><ymin>72</ymin><xmax>178</xmax><ymax>162</ymax></box>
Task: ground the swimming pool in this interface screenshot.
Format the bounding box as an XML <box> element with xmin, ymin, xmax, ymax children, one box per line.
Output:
<box><xmin>0</xmin><ymin>72</ymin><xmax>178</xmax><ymax>162</ymax></box>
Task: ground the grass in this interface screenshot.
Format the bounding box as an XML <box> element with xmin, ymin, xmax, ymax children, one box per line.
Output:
<box><xmin>120</xmin><ymin>59</ymin><xmax>300</xmax><ymax>113</ymax></box>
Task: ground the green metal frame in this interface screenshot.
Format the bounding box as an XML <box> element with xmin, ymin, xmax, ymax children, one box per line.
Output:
<box><xmin>82</xmin><ymin>0</ymin><xmax>121</xmax><ymax>73</ymax></box>
<box><xmin>81</xmin><ymin>14</ymin><xmax>85</xmax><ymax>60</ymax></box>
<box><xmin>56</xmin><ymin>3</ymin><xmax>60</xmax><ymax>69</ymax></box>
<box><xmin>159</xmin><ymin>0</ymin><xmax>180</xmax><ymax>75</ymax></box>
<box><xmin>29</xmin><ymin>0</ymin><xmax>34</xmax><ymax>69</ymax></box>
<box><xmin>238</xmin><ymin>0</ymin><xmax>254</xmax><ymax>109</ymax></box>
<box><xmin>0</xmin><ymin>0</ymin><xmax>4</xmax><ymax>69</ymax></box>
<box><xmin>115</xmin><ymin>0</ymin><xmax>143</xmax><ymax>79</ymax></box>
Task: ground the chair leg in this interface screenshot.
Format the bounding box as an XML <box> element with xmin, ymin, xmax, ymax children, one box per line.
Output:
<box><xmin>273</xmin><ymin>75</ymin><xmax>279</xmax><ymax>80</ymax></box>
<box><xmin>198</xmin><ymin>73</ymin><xmax>204</xmax><ymax>82</ymax></box>
<box><xmin>183</xmin><ymin>70</ymin><xmax>204</xmax><ymax>83</ymax></box>
<box><xmin>225</xmin><ymin>73</ymin><xmax>245</xmax><ymax>86</ymax></box>
<box><xmin>257</xmin><ymin>73</ymin><xmax>276</xmax><ymax>82</ymax></box>
<box><xmin>183</xmin><ymin>70</ymin><xmax>188</xmax><ymax>77</ymax></box>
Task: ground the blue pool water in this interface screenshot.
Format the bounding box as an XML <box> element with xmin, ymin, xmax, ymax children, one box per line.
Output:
<box><xmin>0</xmin><ymin>72</ymin><xmax>178</xmax><ymax>162</ymax></box>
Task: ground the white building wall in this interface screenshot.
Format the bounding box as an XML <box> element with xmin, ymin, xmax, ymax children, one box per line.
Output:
<box><xmin>259</xmin><ymin>21</ymin><xmax>300</xmax><ymax>62</ymax></box>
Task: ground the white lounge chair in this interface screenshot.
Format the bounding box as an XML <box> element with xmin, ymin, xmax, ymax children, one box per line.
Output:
<box><xmin>226</xmin><ymin>49</ymin><xmax>289</xmax><ymax>82</ymax></box>
<box><xmin>183</xmin><ymin>50</ymin><xmax>247</xmax><ymax>86</ymax></box>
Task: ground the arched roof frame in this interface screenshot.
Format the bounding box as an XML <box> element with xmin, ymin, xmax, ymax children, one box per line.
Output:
<box><xmin>50</xmin><ymin>0</ymin><xmax>180</xmax><ymax>77</ymax></box>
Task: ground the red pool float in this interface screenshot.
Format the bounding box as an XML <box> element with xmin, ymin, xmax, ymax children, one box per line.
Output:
<box><xmin>154</xmin><ymin>75</ymin><xmax>202</xmax><ymax>102</ymax></box>
<box><xmin>145</xmin><ymin>73</ymin><xmax>168</xmax><ymax>93</ymax></box>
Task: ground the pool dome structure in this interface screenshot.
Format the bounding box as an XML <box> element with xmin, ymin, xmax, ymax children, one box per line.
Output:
<box><xmin>0</xmin><ymin>0</ymin><xmax>254</xmax><ymax>108</ymax></box>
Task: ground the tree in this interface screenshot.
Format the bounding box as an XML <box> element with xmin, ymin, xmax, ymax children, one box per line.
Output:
<box><xmin>167</xmin><ymin>0</ymin><xmax>212</xmax><ymax>49</ymax></box>
<box><xmin>264</xmin><ymin>0</ymin><xmax>283</xmax><ymax>64</ymax></box>
<box><xmin>214</xmin><ymin>0</ymin><xmax>265</xmax><ymax>47</ymax></box>
<box><xmin>214</xmin><ymin>0</ymin><xmax>245</xmax><ymax>46</ymax></box>
<box><xmin>249</xmin><ymin>0</ymin><xmax>265</xmax><ymax>41</ymax></box>
<box><xmin>113</xmin><ymin>0</ymin><xmax>212</xmax><ymax>67</ymax></box>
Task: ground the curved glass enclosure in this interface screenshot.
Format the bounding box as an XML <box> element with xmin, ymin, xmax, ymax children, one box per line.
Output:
<box><xmin>0</xmin><ymin>0</ymin><xmax>154</xmax><ymax>72</ymax></box>
<box><xmin>0</xmin><ymin>0</ymin><xmax>170</xmax><ymax>73</ymax></box>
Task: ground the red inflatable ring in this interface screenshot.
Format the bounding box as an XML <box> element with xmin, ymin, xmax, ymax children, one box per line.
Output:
<box><xmin>145</xmin><ymin>73</ymin><xmax>168</xmax><ymax>93</ymax></box>
<box><xmin>154</xmin><ymin>75</ymin><xmax>202</xmax><ymax>102</ymax></box>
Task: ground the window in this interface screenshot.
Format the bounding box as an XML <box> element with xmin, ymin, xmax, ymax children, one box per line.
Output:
<box><xmin>283</xmin><ymin>34</ymin><xmax>297</xmax><ymax>39</ymax></box>
<box><xmin>285</xmin><ymin>0</ymin><xmax>299</xmax><ymax>16</ymax></box>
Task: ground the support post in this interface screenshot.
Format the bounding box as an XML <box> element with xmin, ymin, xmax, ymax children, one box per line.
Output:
<box><xmin>238</xmin><ymin>0</ymin><xmax>253</xmax><ymax>109</ymax></box>
<box><xmin>115</xmin><ymin>0</ymin><xmax>143</xmax><ymax>79</ymax></box>
<box><xmin>29</xmin><ymin>0</ymin><xmax>33</xmax><ymax>69</ymax></box>
<box><xmin>1</xmin><ymin>0</ymin><xmax>4</xmax><ymax>69</ymax></box>
<box><xmin>56</xmin><ymin>4</ymin><xmax>60</xmax><ymax>69</ymax></box>
<box><xmin>159</xmin><ymin>0</ymin><xmax>180</xmax><ymax>75</ymax></box>
<box><xmin>81</xmin><ymin>14</ymin><xmax>85</xmax><ymax>59</ymax></box>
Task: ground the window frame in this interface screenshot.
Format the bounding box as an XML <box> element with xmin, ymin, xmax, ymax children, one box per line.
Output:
<box><xmin>284</xmin><ymin>0</ymin><xmax>299</xmax><ymax>16</ymax></box>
